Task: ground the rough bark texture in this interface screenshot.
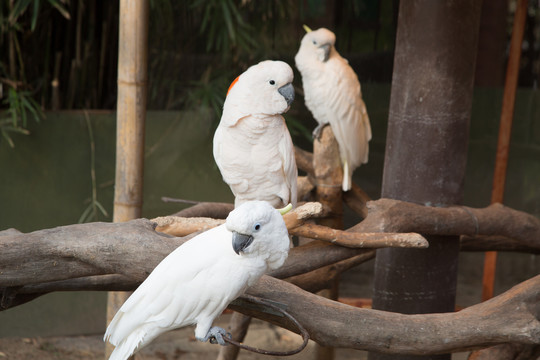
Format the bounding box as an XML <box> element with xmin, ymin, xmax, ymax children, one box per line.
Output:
<box><xmin>1</xmin><ymin>208</ymin><xmax>539</xmax><ymax>355</ymax></box>
<box><xmin>230</xmin><ymin>274</ymin><xmax>540</xmax><ymax>355</ymax></box>
<box><xmin>468</xmin><ymin>343</ymin><xmax>540</xmax><ymax>360</ymax></box>
<box><xmin>352</xmin><ymin>199</ymin><xmax>540</xmax><ymax>251</ymax></box>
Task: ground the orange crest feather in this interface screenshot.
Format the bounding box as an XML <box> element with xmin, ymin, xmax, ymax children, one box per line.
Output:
<box><xmin>227</xmin><ymin>76</ymin><xmax>240</xmax><ymax>96</ymax></box>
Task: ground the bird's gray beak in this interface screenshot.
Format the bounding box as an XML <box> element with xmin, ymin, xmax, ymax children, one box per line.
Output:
<box><xmin>319</xmin><ymin>44</ymin><xmax>331</xmax><ymax>62</ymax></box>
<box><xmin>278</xmin><ymin>83</ymin><xmax>295</xmax><ymax>107</ymax></box>
<box><xmin>232</xmin><ymin>231</ymin><xmax>254</xmax><ymax>255</ymax></box>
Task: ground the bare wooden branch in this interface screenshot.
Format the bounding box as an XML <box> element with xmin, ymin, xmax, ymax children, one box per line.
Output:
<box><xmin>230</xmin><ymin>274</ymin><xmax>540</xmax><ymax>355</ymax></box>
<box><xmin>353</xmin><ymin>198</ymin><xmax>540</xmax><ymax>250</ymax></box>
<box><xmin>153</xmin><ymin>216</ymin><xmax>225</xmax><ymax>237</ymax></box>
<box><xmin>285</xmin><ymin>251</ymin><xmax>376</xmax><ymax>293</ymax></box>
<box><xmin>297</xmin><ymin>175</ymin><xmax>315</xmax><ymax>200</ymax></box>
<box><xmin>153</xmin><ymin>202</ymin><xmax>328</xmax><ymax>237</ymax></box>
<box><xmin>171</xmin><ymin>202</ymin><xmax>234</xmax><ymax>219</ymax></box>
<box><xmin>290</xmin><ymin>223</ymin><xmax>428</xmax><ymax>249</ymax></box>
<box><xmin>468</xmin><ymin>343</ymin><xmax>540</xmax><ymax>360</ymax></box>
<box><xmin>314</xmin><ymin>125</ymin><xmax>344</xmax><ymax>229</ymax></box>
<box><xmin>461</xmin><ymin>235</ymin><xmax>540</xmax><ymax>254</ymax></box>
<box><xmin>343</xmin><ymin>183</ymin><xmax>371</xmax><ymax>219</ymax></box>
<box><xmin>294</xmin><ymin>146</ymin><xmax>314</xmax><ymax>175</ymax></box>
<box><xmin>2</xmin><ymin>218</ymin><xmax>540</xmax><ymax>355</ymax></box>
<box><xmin>0</xmin><ymin>219</ymin><xmax>369</xmax><ymax>310</ymax></box>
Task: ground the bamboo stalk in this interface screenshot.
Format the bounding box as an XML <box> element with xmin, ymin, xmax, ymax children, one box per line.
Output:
<box><xmin>106</xmin><ymin>0</ymin><xmax>149</xmax><ymax>358</ymax></box>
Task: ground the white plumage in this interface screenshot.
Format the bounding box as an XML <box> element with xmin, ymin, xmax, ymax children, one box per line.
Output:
<box><xmin>295</xmin><ymin>27</ymin><xmax>372</xmax><ymax>191</ymax></box>
<box><xmin>104</xmin><ymin>201</ymin><xmax>291</xmax><ymax>360</ymax></box>
<box><xmin>213</xmin><ymin>60</ymin><xmax>298</xmax><ymax>208</ymax></box>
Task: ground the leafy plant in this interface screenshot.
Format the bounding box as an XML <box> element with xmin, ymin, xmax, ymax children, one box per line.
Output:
<box><xmin>0</xmin><ymin>0</ymin><xmax>69</xmax><ymax>147</ymax></box>
<box><xmin>0</xmin><ymin>87</ymin><xmax>43</xmax><ymax>147</ymax></box>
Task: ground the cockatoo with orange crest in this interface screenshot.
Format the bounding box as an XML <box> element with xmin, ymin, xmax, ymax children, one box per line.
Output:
<box><xmin>295</xmin><ymin>26</ymin><xmax>372</xmax><ymax>191</ymax></box>
<box><xmin>104</xmin><ymin>201</ymin><xmax>292</xmax><ymax>360</ymax></box>
<box><xmin>213</xmin><ymin>60</ymin><xmax>298</xmax><ymax>208</ymax></box>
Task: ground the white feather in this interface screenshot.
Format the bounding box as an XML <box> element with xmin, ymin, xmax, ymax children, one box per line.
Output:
<box><xmin>295</xmin><ymin>28</ymin><xmax>372</xmax><ymax>191</ymax></box>
<box><xmin>104</xmin><ymin>201</ymin><xmax>290</xmax><ymax>360</ymax></box>
<box><xmin>213</xmin><ymin>60</ymin><xmax>298</xmax><ymax>208</ymax></box>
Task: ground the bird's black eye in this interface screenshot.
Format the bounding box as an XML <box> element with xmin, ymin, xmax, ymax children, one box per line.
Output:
<box><xmin>254</xmin><ymin>223</ymin><xmax>261</xmax><ymax>231</ymax></box>
<box><xmin>269</xmin><ymin>80</ymin><xmax>275</xmax><ymax>85</ymax></box>
<box><xmin>312</xmin><ymin>40</ymin><xmax>317</xmax><ymax>45</ymax></box>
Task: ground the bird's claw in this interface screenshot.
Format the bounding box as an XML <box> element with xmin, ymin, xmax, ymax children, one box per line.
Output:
<box><xmin>312</xmin><ymin>123</ymin><xmax>328</xmax><ymax>140</ymax></box>
<box><xmin>207</xmin><ymin>326</ymin><xmax>231</xmax><ymax>346</ymax></box>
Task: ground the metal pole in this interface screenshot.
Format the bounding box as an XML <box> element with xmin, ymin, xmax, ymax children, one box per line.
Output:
<box><xmin>105</xmin><ymin>0</ymin><xmax>148</xmax><ymax>358</ymax></box>
<box><xmin>369</xmin><ymin>1</ymin><xmax>482</xmax><ymax>359</ymax></box>
<box><xmin>482</xmin><ymin>0</ymin><xmax>528</xmax><ymax>302</ymax></box>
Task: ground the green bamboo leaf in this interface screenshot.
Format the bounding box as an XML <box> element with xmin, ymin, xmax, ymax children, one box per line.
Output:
<box><xmin>3</xmin><ymin>125</ymin><xmax>30</xmax><ymax>134</ymax></box>
<box><xmin>31</xmin><ymin>0</ymin><xmax>40</xmax><ymax>31</ymax></box>
<box><xmin>47</xmin><ymin>0</ymin><xmax>70</xmax><ymax>20</ymax></box>
<box><xmin>9</xmin><ymin>0</ymin><xmax>32</xmax><ymax>25</ymax></box>
<box><xmin>220</xmin><ymin>0</ymin><xmax>235</xmax><ymax>43</ymax></box>
<box><xmin>1</xmin><ymin>129</ymin><xmax>15</xmax><ymax>148</ymax></box>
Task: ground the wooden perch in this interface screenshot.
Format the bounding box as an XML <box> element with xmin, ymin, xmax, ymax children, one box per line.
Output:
<box><xmin>153</xmin><ymin>216</ymin><xmax>224</xmax><ymax>237</ymax></box>
<box><xmin>353</xmin><ymin>198</ymin><xmax>540</xmax><ymax>251</ymax></box>
<box><xmin>290</xmin><ymin>223</ymin><xmax>428</xmax><ymax>249</ymax></box>
<box><xmin>172</xmin><ymin>201</ymin><xmax>234</xmax><ymax>219</ymax></box>
<box><xmin>230</xmin><ymin>274</ymin><xmax>540</xmax><ymax>355</ymax></box>
<box><xmin>343</xmin><ymin>183</ymin><xmax>371</xmax><ymax>219</ymax></box>
<box><xmin>1</xmin><ymin>215</ymin><xmax>540</xmax><ymax>355</ymax></box>
<box><xmin>153</xmin><ymin>202</ymin><xmax>428</xmax><ymax>249</ymax></box>
<box><xmin>294</xmin><ymin>145</ymin><xmax>314</xmax><ymax>175</ymax></box>
<box><xmin>0</xmin><ymin>219</ymin><xmax>370</xmax><ymax>310</ymax></box>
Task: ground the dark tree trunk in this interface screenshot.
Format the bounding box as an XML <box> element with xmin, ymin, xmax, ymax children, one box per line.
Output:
<box><xmin>369</xmin><ymin>1</ymin><xmax>483</xmax><ymax>359</ymax></box>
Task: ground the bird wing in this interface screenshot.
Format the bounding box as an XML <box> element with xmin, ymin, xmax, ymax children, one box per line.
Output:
<box><xmin>105</xmin><ymin>225</ymin><xmax>237</xmax><ymax>347</ymax></box>
<box><xmin>213</xmin><ymin>124</ymin><xmax>250</xmax><ymax>195</ymax></box>
<box><xmin>277</xmin><ymin>119</ymin><xmax>298</xmax><ymax>207</ymax></box>
<box><xmin>213</xmin><ymin>115</ymin><xmax>297</xmax><ymax>207</ymax></box>
<box><xmin>326</xmin><ymin>56</ymin><xmax>372</xmax><ymax>170</ymax></box>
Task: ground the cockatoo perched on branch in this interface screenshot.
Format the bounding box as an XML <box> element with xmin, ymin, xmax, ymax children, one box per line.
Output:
<box><xmin>213</xmin><ymin>60</ymin><xmax>298</xmax><ymax>208</ymax></box>
<box><xmin>104</xmin><ymin>201</ymin><xmax>292</xmax><ymax>360</ymax></box>
<box><xmin>295</xmin><ymin>26</ymin><xmax>372</xmax><ymax>191</ymax></box>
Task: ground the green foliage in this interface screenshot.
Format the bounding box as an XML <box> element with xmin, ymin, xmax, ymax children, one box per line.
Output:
<box><xmin>0</xmin><ymin>0</ymin><xmax>68</xmax><ymax>147</ymax></box>
<box><xmin>0</xmin><ymin>87</ymin><xmax>43</xmax><ymax>147</ymax></box>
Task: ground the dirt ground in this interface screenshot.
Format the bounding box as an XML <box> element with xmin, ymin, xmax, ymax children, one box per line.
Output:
<box><xmin>0</xmin><ymin>315</ymin><xmax>374</xmax><ymax>360</ymax></box>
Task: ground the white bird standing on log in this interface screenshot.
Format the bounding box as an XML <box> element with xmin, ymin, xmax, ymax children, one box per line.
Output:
<box><xmin>213</xmin><ymin>60</ymin><xmax>298</xmax><ymax>208</ymax></box>
<box><xmin>104</xmin><ymin>201</ymin><xmax>292</xmax><ymax>360</ymax></box>
<box><xmin>295</xmin><ymin>26</ymin><xmax>372</xmax><ymax>191</ymax></box>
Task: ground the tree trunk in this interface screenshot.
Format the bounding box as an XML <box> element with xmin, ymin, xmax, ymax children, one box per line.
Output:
<box><xmin>370</xmin><ymin>1</ymin><xmax>482</xmax><ymax>359</ymax></box>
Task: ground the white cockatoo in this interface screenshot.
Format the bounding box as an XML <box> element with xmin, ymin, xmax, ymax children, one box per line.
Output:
<box><xmin>295</xmin><ymin>26</ymin><xmax>372</xmax><ymax>191</ymax></box>
<box><xmin>104</xmin><ymin>201</ymin><xmax>292</xmax><ymax>360</ymax></box>
<box><xmin>213</xmin><ymin>60</ymin><xmax>298</xmax><ymax>208</ymax></box>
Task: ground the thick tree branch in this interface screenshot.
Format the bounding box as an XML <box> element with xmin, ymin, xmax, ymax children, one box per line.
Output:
<box><xmin>171</xmin><ymin>202</ymin><xmax>234</xmax><ymax>219</ymax></box>
<box><xmin>231</xmin><ymin>274</ymin><xmax>540</xmax><ymax>355</ymax></box>
<box><xmin>353</xmin><ymin>199</ymin><xmax>540</xmax><ymax>250</ymax></box>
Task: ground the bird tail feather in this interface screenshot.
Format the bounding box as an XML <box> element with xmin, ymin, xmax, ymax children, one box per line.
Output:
<box><xmin>107</xmin><ymin>330</ymin><xmax>146</xmax><ymax>360</ymax></box>
<box><xmin>342</xmin><ymin>161</ymin><xmax>351</xmax><ymax>191</ymax></box>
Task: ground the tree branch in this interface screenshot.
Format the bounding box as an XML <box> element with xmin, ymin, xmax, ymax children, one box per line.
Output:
<box><xmin>230</xmin><ymin>274</ymin><xmax>540</xmax><ymax>355</ymax></box>
<box><xmin>353</xmin><ymin>199</ymin><xmax>540</xmax><ymax>251</ymax></box>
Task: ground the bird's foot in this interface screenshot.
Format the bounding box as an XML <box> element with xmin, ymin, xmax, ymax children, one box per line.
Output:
<box><xmin>204</xmin><ymin>326</ymin><xmax>231</xmax><ymax>346</ymax></box>
<box><xmin>312</xmin><ymin>123</ymin><xmax>328</xmax><ymax>140</ymax></box>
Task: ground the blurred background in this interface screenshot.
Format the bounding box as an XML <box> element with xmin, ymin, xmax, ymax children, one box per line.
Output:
<box><xmin>0</xmin><ymin>0</ymin><xmax>539</xmax><ymax>342</ymax></box>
